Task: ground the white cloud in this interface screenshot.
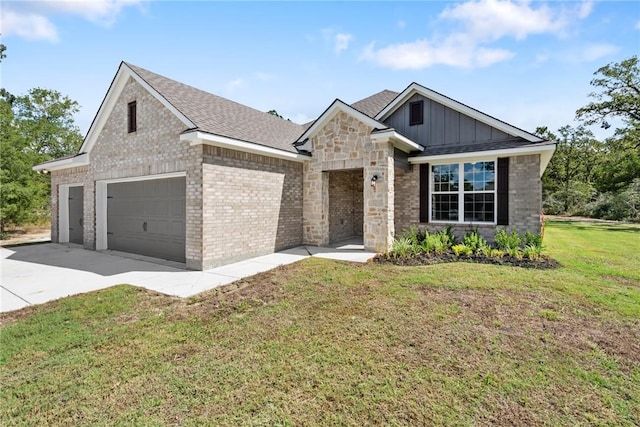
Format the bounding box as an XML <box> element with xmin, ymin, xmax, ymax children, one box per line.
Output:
<box><xmin>396</xmin><ymin>20</ymin><xmax>406</xmax><ymax>29</ymax></box>
<box><xmin>577</xmin><ymin>0</ymin><xmax>594</xmax><ymax>19</ymax></box>
<box><xmin>1</xmin><ymin>0</ymin><xmax>145</xmax><ymax>42</ymax></box>
<box><xmin>636</xmin><ymin>20</ymin><xmax>640</xmax><ymax>30</ymax></box>
<box><xmin>1</xmin><ymin>10</ymin><xmax>59</xmax><ymax>42</ymax></box>
<box><xmin>362</xmin><ymin>0</ymin><xmax>595</xmax><ymax>70</ymax></box>
<box><xmin>334</xmin><ymin>33</ymin><xmax>353</xmax><ymax>54</ymax></box>
<box><xmin>361</xmin><ymin>36</ymin><xmax>513</xmax><ymax>70</ymax></box>
<box><xmin>579</xmin><ymin>43</ymin><xmax>620</xmax><ymax>62</ymax></box>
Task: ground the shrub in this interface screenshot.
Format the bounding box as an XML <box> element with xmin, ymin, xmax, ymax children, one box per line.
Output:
<box><xmin>463</xmin><ymin>229</ymin><xmax>488</xmax><ymax>254</ymax></box>
<box><xmin>402</xmin><ymin>225</ymin><xmax>424</xmax><ymax>246</ymax></box>
<box><xmin>391</xmin><ymin>237</ymin><xmax>413</xmax><ymax>258</ymax></box>
<box><xmin>452</xmin><ymin>244</ymin><xmax>472</xmax><ymax>256</ymax></box>
<box><xmin>523</xmin><ymin>231</ymin><xmax>543</xmax><ymax>250</ymax></box>
<box><xmin>439</xmin><ymin>226</ymin><xmax>457</xmax><ymax>248</ymax></box>
<box><xmin>523</xmin><ymin>244</ymin><xmax>542</xmax><ymax>260</ymax></box>
<box><xmin>490</xmin><ymin>248</ymin><xmax>505</xmax><ymax>258</ymax></box>
<box><xmin>507</xmin><ymin>247</ymin><xmax>523</xmax><ymax>259</ymax></box>
<box><xmin>495</xmin><ymin>228</ymin><xmax>522</xmax><ymax>251</ymax></box>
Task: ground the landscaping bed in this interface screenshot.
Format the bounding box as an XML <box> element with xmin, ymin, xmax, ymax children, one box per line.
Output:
<box><xmin>374</xmin><ymin>251</ymin><xmax>559</xmax><ymax>269</ymax></box>
<box><xmin>374</xmin><ymin>226</ymin><xmax>559</xmax><ymax>269</ymax></box>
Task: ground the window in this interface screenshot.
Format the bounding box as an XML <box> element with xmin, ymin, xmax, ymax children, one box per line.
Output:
<box><xmin>430</xmin><ymin>160</ymin><xmax>496</xmax><ymax>223</ymax></box>
<box><xmin>409</xmin><ymin>101</ymin><xmax>423</xmax><ymax>126</ymax></box>
<box><xmin>127</xmin><ymin>101</ymin><xmax>137</xmax><ymax>133</ymax></box>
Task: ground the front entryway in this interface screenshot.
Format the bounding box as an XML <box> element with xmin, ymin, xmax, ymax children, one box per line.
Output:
<box><xmin>328</xmin><ymin>169</ymin><xmax>363</xmax><ymax>243</ymax></box>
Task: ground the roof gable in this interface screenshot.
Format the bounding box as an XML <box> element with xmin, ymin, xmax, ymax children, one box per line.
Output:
<box><xmin>79</xmin><ymin>62</ymin><xmax>306</xmax><ymax>156</ymax></box>
<box><xmin>294</xmin><ymin>99</ymin><xmax>389</xmax><ymax>147</ymax></box>
<box><xmin>375</xmin><ymin>82</ymin><xmax>543</xmax><ymax>143</ymax></box>
<box><xmin>126</xmin><ymin>63</ymin><xmax>305</xmax><ymax>153</ymax></box>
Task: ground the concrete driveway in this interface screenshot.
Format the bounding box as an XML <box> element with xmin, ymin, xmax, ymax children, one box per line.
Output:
<box><xmin>1</xmin><ymin>242</ymin><xmax>375</xmax><ymax>313</ymax></box>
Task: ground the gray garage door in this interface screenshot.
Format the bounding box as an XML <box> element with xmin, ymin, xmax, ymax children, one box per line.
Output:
<box><xmin>107</xmin><ymin>177</ymin><xmax>186</xmax><ymax>262</ymax></box>
<box><xmin>68</xmin><ymin>186</ymin><xmax>83</xmax><ymax>244</ymax></box>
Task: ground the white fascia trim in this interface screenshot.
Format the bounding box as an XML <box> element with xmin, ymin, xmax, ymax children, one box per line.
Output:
<box><xmin>296</xmin><ymin>99</ymin><xmax>387</xmax><ymax>143</ymax></box>
<box><xmin>33</xmin><ymin>153</ymin><xmax>90</xmax><ymax>172</ymax></box>
<box><xmin>181</xmin><ymin>131</ymin><xmax>309</xmax><ymax>162</ymax></box>
<box><xmin>409</xmin><ymin>143</ymin><xmax>556</xmax><ymax>175</ymax></box>
<box><xmin>79</xmin><ymin>63</ymin><xmax>195</xmax><ymax>155</ymax></box>
<box><xmin>375</xmin><ymin>83</ymin><xmax>543</xmax><ymax>143</ymax></box>
<box><xmin>370</xmin><ymin>129</ymin><xmax>423</xmax><ymax>153</ymax></box>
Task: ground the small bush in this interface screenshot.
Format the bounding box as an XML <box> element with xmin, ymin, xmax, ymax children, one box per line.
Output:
<box><xmin>402</xmin><ymin>225</ymin><xmax>424</xmax><ymax>246</ymax></box>
<box><xmin>490</xmin><ymin>248</ymin><xmax>505</xmax><ymax>258</ymax></box>
<box><xmin>463</xmin><ymin>229</ymin><xmax>488</xmax><ymax>254</ymax></box>
<box><xmin>523</xmin><ymin>231</ymin><xmax>543</xmax><ymax>250</ymax></box>
<box><xmin>495</xmin><ymin>228</ymin><xmax>522</xmax><ymax>251</ymax></box>
<box><xmin>391</xmin><ymin>237</ymin><xmax>413</xmax><ymax>258</ymax></box>
<box><xmin>523</xmin><ymin>244</ymin><xmax>542</xmax><ymax>260</ymax></box>
<box><xmin>452</xmin><ymin>244</ymin><xmax>472</xmax><ymax>256</ymax></box>
<box><xmin>439</xmin><ymin>226</ymin><xmax>457</xmax><ymax>248</ymax></box>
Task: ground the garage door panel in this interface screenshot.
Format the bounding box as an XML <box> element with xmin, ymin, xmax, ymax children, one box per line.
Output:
<box><xmin>107</xmin><ymin>177</ymin><xmax>185</xmax><ymax>262</ymax></box>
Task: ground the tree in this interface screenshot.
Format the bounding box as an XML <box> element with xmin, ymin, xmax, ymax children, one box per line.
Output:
<box><xmin>538</xmin><ymin>125</ymin><xmax>601</xmax><ymax>214</ymax></box>
<box><xmin>576</xmin><ymin>55</ymin><xmax>640</xmax><ymax>134</ymax></box>
<box><xmin>0</xmin><ymin>88</ymin><xmax>83</xmax><ymax>233</ymax></box>
<box><xmin>266</xmin><ymin>109</ymin><xmax>284</xmax><ymax>119</ymax></box>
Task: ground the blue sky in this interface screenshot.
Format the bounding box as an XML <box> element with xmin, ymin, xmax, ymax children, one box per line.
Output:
<box><xmin>2</xmin><ymin>1</ymin><xmax>639</xmax><ymax>140</ymax></box>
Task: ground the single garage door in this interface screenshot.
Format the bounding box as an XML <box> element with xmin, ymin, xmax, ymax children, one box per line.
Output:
<box><xmin>107</xmin><ymin>177</ymin><xmax>186</xmax><ymax>262</ymax></box>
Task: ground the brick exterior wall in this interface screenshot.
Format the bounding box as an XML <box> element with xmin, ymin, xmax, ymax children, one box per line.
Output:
<box><xmin>51</xmin><ymin>76</ymin><xmax>202</xmax><ymax>267</ymax></box>
<box><xmin>394</xmin><ymin>165</ymin><xmax>420</xmax><ymax>235</ymax></box>
<box><xmin>393</xmin><ymin>155</ymin><xmax>543</xmax><ymax>242</ymax></box>
<box><xmin>508</xmin><ymin>154</ymin><xmax>542</xmax><ymax>235</ymax></box>
<box><xmin>201</xmin><ymin>146</ymin><xmax>303</xmax><ymax>269</ymax></box>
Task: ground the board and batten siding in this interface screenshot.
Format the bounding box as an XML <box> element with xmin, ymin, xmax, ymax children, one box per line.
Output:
<box><xmin>384</xmin><ymin>93</ymin><xmax>513</xmax><ymax>148</ymax></box>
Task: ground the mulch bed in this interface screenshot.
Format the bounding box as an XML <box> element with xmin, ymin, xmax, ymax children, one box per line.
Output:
<box><xmin>373</xmin><ymin>251</ymin><xmax>560</xmax><ymax>269</ymax></box>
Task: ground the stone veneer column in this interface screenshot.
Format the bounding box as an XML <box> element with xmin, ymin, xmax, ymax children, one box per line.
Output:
<box><xmin>363</xmin><ymin>141</ymin><xmax>395</xmax><ymax>253</ymax></box>
<box><xmin>302</xmin><ymin>161</ymin><xmax>330</xmax><ymax>246</ymax></box>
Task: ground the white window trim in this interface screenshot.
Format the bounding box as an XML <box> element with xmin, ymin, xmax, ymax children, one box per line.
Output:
<box><xmin>429</xmin><ymin>159</ymin><xmax>497</xmax><ymax>225</ymax></box>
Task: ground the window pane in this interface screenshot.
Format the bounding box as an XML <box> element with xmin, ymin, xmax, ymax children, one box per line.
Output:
<box><xmin>463</xmin><ymin>161</ymin><xmax>495</xmax><ymax>191</ymax></box>
<box><xmin>463</xmin><ymin>193</ymin><xmax>494</xmax><ymax>222</ymax></box>
<box><xmin>432</xmin><ymin>194</ymin><xmax>459</xmax><ymax>221</ymax></box>
<box><xmin>432</xmin><ymin>164</ymin><xmax>459</xmax><ymax>192</ymax></box>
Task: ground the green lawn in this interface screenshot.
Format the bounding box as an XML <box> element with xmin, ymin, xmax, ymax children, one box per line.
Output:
<box><xmin>1</xmin><ymin>221</ymin><xmax>639</xmax><ymax>426</ymax></box>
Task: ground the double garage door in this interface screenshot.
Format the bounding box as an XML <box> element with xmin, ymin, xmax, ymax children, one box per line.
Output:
<box><xmin>107</xmin><ymin>177</ymin><xmax>185</xmax><ymax>262</ymax></box>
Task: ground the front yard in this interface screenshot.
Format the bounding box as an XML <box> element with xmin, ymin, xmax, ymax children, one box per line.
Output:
<box><xmin>1</xmin><ymin>221</ymin><xmax>639</xmax><ymax>425</ymax></box>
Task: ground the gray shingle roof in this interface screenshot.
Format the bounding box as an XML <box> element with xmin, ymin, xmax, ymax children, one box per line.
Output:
<box><xmin>126</xmin><ymin>63</ymin><xmax>305</xmax><ymax>153</ymax></box>
<box><xmin>350</xmin><ymin>89</ymin><xmax>399</xmax><ymax>118</ymax></box>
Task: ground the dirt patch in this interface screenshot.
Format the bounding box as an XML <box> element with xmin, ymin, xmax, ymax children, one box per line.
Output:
<box><xmin>373</xmin><ymin>252</ymin><xmax>560</xmax><ymax>269</ymax></box>
<box><xmin>1</xmin><ymin>225</ymin><xmax>51</xmax><ymax>247</ymax></box>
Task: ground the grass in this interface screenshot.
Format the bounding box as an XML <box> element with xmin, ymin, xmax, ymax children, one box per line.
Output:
<box><xmin>1</xmin><ymin>221</ymin><xmax>639</xmax><ymax>425</ymax></box>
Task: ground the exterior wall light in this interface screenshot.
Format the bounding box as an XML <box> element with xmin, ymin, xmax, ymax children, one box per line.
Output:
<box><xmin>371</xmin><ymin>175</ymin><xmax>378</xmax><ymax>188</ymax></box>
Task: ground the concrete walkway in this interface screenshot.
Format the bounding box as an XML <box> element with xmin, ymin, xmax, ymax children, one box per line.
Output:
<box><xmin>1</xmin><ymin>242</ymin><xmax>376</xmax><ymax>313</ymax></box>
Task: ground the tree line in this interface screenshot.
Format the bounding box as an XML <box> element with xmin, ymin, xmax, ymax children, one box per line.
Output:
<box><xmin>0</xmin><ymin>45</ymin><xmax>83</xmax><ymax>234</ymax></box>
<box><xmin>0</xmin><ymin>49</ymin><xmax>638</xmax><ymax>236</ymax></box>
<box><xmin>539</xmin><ymin>56</ymin><xmax>639</xmax><ymax>221</ymax></box>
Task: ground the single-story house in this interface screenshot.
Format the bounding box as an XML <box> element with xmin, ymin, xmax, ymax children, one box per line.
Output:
<box><xmin>34</xmin><ymin>62</ymin><xmax>555</xmax><ymax>270</ymax></box>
